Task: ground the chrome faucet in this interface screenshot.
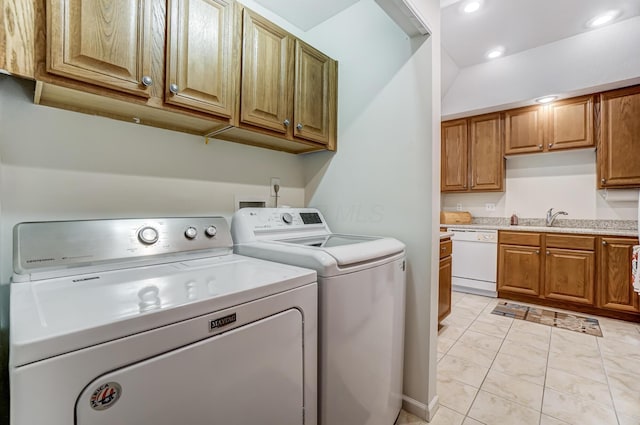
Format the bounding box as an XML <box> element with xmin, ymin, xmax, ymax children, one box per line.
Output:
<box><xmin>546</xmin><ymin>208</ymin><xmax>568</xmax><ymax>227</ymax></box>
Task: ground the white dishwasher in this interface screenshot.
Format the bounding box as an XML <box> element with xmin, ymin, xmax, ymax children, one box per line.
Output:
<box><xmin>448</xmin><ymin>228</ymin><xmax>498</xmax><ymax>297</ymax></box>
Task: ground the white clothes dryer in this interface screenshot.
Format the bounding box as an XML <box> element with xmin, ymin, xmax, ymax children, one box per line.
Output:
<box><xmin>231</xmin><ymin>208</ymin><xmax>406</xmax><ymax>425</ymax></box>
<box><xmin>9</xmin><ymin>217</ymin><xmax>317</xmax><ymax>425</ymax></box>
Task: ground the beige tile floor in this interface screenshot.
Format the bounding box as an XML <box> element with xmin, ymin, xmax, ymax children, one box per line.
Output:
<box><xmin>396</xmin><ymin>291</ymin><xmax>640</xmax><ymax>425</ymax></box>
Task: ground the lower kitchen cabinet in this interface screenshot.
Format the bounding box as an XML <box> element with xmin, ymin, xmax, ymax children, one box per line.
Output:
<box><xmin>544</xmin><ymin>248</ymin><xmax>595</xmax><ymax>305</ymax></box>
<box><xmin>599</xmin><ymin>237</ymin><xmax>640</xmax><ymax>313</ymax></box>
<box><xmin>438</xmin><ymin>237</ymin><xmax>453</xmax><ymax>323</ymax></box>
<box><xmin>498</xmin><ymin>244</ymin><xmax>541</xmax><ymax>296</ymax></box>
<box><xmin>497</xmin><ymin>231</ymin><xmax>640</xmax><ymax>321</ymax></box>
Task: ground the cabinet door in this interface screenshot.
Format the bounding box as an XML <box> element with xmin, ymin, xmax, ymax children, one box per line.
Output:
<box><xmin>546</xmin><ymin>95</ymin><xmax>594</xmax><ymax>151</ymax></box>
<box><xmin>47</xmin><ymin>0</ymin><xmax>153</xmax><ymax>97</ymax></box>
<box><xmin>441</xmin><ymin>119</ymin><xmax>468</xmax><ymax>192</ymax></box>
<box><xmin>498</xmin><ymin>244</ymin><xmax>541</xmax><ymax>296</ymax></box>
<box><xmin>165</xmin><ymin>0</ymin><xmax>236</xmax><ymax>117</ymax></box>
<box><xmin>599</xmin><ymin>237</ymin><xmax>640</xmax><ymax>313</ymax></box>
<box><xmin>293</xmin><ymin>40</ymin><xmax>336</xmax><ymax>145</ymax></box>
<box><xmin>544</xmin><ymin>248</ymin><xmax>595</xmax><ymax>305</ymax></box>
<box><xmin>504</xmin><ymin>105</ymin><xmax>544</xmax><ymax>155</ymax></box>
<box><xmin>470</xmin><ymin>113</ymin><xmax>503</xmax><ymax>191</ymax></box>
<box><xmin>439</xmin><ymin>256</ymin><xmax>452</xmax><ymax>323</ymax></box>
<box><xmin>599</xmin><ymin>85</ymin><xmax>640</xmax><ymax>187</ymax></box>
<box><xmin>240</xmin><ymin>10</ymin><xmax>293</xmax><ymax>133</ymax></box>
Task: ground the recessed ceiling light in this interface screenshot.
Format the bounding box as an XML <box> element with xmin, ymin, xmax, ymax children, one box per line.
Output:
<box><xmin>587</xmin><ymin>11</ymin><xmax>620</xmax><ymax>28</ymax></box>
<box><xmin>486</xmin><ymin>47</ymin><xmax>504</xmax><ymax>59</ymax></box>
<box><xmin>536</xmin><ymin>96</ymin><xmax>558</xmax><ymax>104</ymax></box>
<box><xmin>463</xmin><ymin>1</ymin><xmax>481</xmax><ymax>13</ymax></box>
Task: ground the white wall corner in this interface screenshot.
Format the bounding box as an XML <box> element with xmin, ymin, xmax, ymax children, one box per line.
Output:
<box><xmin>441</xmin><ymin>48</ymin><xmax>459</xmax><ymax>98</ymax></box>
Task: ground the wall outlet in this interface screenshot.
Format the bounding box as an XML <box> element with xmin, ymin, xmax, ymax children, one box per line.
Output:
<box><xmin>270</xmin><ymin>177</ymin><xmax>280</xmax><ymax>197</ymax></box>
<box><xmin>485</xmin><ymin>203</ymin><xmax>496</xmax><ymax>211</ymax></box>
<box><xmin>456</xmin><ymin>203</ymin><xmax>463</xmax><ymax>211</ymax></box>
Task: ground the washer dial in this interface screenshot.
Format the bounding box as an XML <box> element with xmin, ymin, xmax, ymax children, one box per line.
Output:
<box><xmin>205</xmin><ymin>225</ymin><xmax>217</xmax><ymax>237</ymax></box>
<box><xmin>138</xmin><ymin>226</ymin><xmax>159</xmax><ymax>245</ymax></box>
<box><xmin>281</xmin><ymin>213</ymin><xmax>293</xmax><ymax>224</ymax></box>
<box><xmin>185</xmin><ymin>227</ymin><xmax>197</xmax><ymax>239</ymax></box>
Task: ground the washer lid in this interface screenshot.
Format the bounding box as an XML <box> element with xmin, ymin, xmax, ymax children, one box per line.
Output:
<box><xmin>10</xmin><ymin>254</ymin><xmax>316</xmax><ymax>366</ymax></box>
<box><xmin>277</xmin><ymin>234</ymin><xmax>405</xmax><ymax>266</ymax></box>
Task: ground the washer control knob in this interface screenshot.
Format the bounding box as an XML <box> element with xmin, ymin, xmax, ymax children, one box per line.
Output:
<box><xmin>205</xmin><ymin>225</ymin><xmax>217</xmax><ymax>237</ymax></box>
<box><xmin>281</xmin><ymin>213</ymin><xmax>293</xmax><ymax>224</ymax></box>
<box><xmin>138</xmin><ymin>227</ymin><xmax>159</xmax><ymax>245</ymax></box>
<box><xmin>185</xmin><ymin>227</ymin><xmax>197</xmax><ymax>239</ymax></box>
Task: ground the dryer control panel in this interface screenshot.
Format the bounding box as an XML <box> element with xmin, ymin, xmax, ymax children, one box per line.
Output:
<box><xmin>14</xmin><ymin>217</ymin><xmax>233</xmax><ymax>276</ymax></box>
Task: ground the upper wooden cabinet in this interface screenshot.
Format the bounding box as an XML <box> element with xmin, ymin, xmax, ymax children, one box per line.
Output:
<box><xmin>546</xmin><ymin>95</ymin><xmax>593</xmax><ymax>151</ymax></box>
<box><xmin>598</xmin><ymin>85</ymin><xmax>640</xmax><ymax>188</ymax></box>
<box><xmin>236</xmin><ymin>10</ymin><xmax>337</xmax><ymax>150</ymax></box>
<box><xmin>165</xmin><ymin>0</ymin><xmax>238</xmax><ymax>117</ymax></box>
<box><xmin>47</xmin><ymin>0</ymin><xmax>154</xmax><ymax>97</ymax></box>
<box><xmin>504</xmin><ymin>95</ymin><xmax>595</xmax><ymax>155</ymax></box>
<box><xmin>240</xmin><ymin>9</ymin><xmax>293</xmax><ymax>134</ymax></box>
<box><xmin>470</xmin><ymin>113</ymin><xmax>503</xmax><ymax>191</ymax></box>
<box><xmin>441</xmin><ymin>113</ymin><xmax>503</xmax><ymax>193</ymax></box>
<box><xmin>441</xmin><ymin>119</ymin><xmax>468</xmax><ymax>192</ymax></box>
<box><xmin>504</xmin><ymin>105</ymin><xmax>544</xmax><ymax>155</ymax></box>
<box><xmin>28</xmin><ymin>0</ymin><xmax>337</xmax><ymax>153</ymax></box>
<box><xmin>293</xmin><ymin>40</ymin><xmax>335</xmax><ymax>145</ymax></box>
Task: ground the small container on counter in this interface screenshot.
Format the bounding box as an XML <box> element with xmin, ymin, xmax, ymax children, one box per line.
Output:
<box><xmin>510</xmin><ymin>212</ymin><xmax>519</xmax><ymax>225</ymax></box>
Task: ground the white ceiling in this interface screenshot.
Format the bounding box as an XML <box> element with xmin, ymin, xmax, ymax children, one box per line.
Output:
<box><xmin>442</xmin><ymin>0</ymin><xmax>640</xmax><ymax>67</ymax></box>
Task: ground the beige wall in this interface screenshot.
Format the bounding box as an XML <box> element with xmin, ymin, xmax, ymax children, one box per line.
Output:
<box><xmin>0</xmin><ymin>76</ymin><xmax>306</xmax><ymax>282</ymax></box>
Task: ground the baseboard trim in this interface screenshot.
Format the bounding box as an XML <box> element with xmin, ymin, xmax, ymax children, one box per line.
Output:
<box><xmin>402</xmin><ymin>394</ymin><xmax>439</xmax><ymax>421</ymax></box>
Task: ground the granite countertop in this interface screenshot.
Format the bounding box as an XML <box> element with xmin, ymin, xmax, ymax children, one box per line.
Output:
<box><xmin>440</xmin><ymin>232</ymin><xmax>454</xmax><ymax>240</ymax></box>
<box><xmin>441</xmin><ymin>217</ymin><xmax>638</xmax><ymax>238</ymax></box>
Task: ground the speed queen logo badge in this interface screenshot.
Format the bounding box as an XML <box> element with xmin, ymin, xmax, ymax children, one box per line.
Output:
<box><xmin>90</xmin><ymin>382</ymin><xmax>122</xmax><ymax>410</ymax></box>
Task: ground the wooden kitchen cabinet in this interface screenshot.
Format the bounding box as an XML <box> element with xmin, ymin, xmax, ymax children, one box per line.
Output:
<box><xmin>441</xmin><ymin>113</ymin><xmax>503</xmax><ymax>193</ymax></box>
<box><xmin>438</xmin><ymin>238</ymin><xmax>453</xmax><ymax>323</ymax></box>
<box><xmin>598</xmin><ymin>85</ymin><xmax>640</xmax><ymax>188</ymax></box>
<box><xmin>234</xmin><ymin>9</ymin><xmax>337</xmax><ymax>150</ymax></box>
<box><xmin>598</xmin><ymin>237</ymin><xmax>640</xmax><ymax>313</ymax></box>
<box><xmin>504</xmin><ymin>105</ymin><xmax>545</xmax><ymax>155</ymax></box>
<box><xmin>165</xmin><ymin>0</ymin><xmax>238</xmax><ymax>117</ymax></box>
<box><xmin>47</xmin><ymin>0</ymin><xmax>154</xmax><ymax>98</ymax></box>
<box><xmin>441</xmin><ymin>119</ymin><xmax>468</xmax><ymax>192</ymax></box>
<box><xmin>293</xmin><ymin>40</ymin><xmax>335</xmax><ymax>145</ymax></box>
<box><xmin>240</xmin><ymin>9</ymin><xmax>293</xmax><ymax>134</ymax></box>
<box><xmin>504</xmin><ymin>95</ymin><xmax>595</xmax><ymax>155</ymax></box>
<box><xmin>498</xmin><ymin>244</ymin><xmax>542</xmax><ymax>297</ymax></box>
<box><xmin>498</xmin><ymin>230</ymin><xmax>640</xmax><ymax>322</ymax></box>
<box><xmin>546</xmin><ymin>95</ymin><xmax>594</xmax><ymax>151</ymax></box>
<box><xmin>544</xmin><ymin>248</ymin><xmax>595</xmax><ymax>305</ymax></box>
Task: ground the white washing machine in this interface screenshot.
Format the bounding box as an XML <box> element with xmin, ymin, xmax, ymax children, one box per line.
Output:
<box><xmin>9</xmin><ymin>217</ymin><xmax>317</xmax><ymax>425</ymax></box>
<box><xmin>231</xmin><ymin>208</ymin><xmax>406</xmax><ymax>425</ymax></box>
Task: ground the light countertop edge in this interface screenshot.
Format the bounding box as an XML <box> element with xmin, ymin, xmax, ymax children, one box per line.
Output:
<box><xmin>440</xmin><ymin>232</ymin><xmax>454</xmax><ymax>240</ymax></box>
<box><xmin>441</xmin><ymin>223</ymin><xmax>638</xmax><ymax>238</ymax></box>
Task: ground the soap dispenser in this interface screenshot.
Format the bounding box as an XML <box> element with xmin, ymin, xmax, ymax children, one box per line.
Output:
<box><xmin>510</xmin><ymin>211</ymin><xmax>519</xmax><ymax>226</ymax></box>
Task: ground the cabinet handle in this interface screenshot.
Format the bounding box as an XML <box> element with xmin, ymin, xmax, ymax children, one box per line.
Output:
<box><xmin>283</xmin><ymin>119</ymin><xmax>290</xmax><ymax>127</ymax></box>
<box><xmin>141</xmin><ymin>76</ymin><xmax>153</xmax><ymax>87</ymax></box>
<box><xmin>296</xmin><ymin>123</ymin><xmax>303</xmax><ymax>131</ymax></box>
<box><xmin>169</xmin><ymin>83</ymin><xmax>179</xmax><ymax>94</ymax></box>
<box><xmin>535</xmin><ymin>250</ymin><xmax>540</xmax><ymax>254</ymax></box>
<box><xmin>548</xmin><ymin>143</ymin><xmax>553</xmax><ymax>148</ymax></box>
<box><xmin>441</xmin><ymin>247</ymin><xmax>446</xmax><ymax>251</ymax></box>
<box><xmin>602</xmin><ymin>240</ymin><xmax>607</xmax><ymax>246</ymax></box>
<box><xmin>546</xmin><ymin>250</ymin><xmax>550</xmax><ymax>255</ymax></box>
<box><xmin>601</xmin><ymin>178</ymin><xmax>606</xmax><ymax>184</ymax></box>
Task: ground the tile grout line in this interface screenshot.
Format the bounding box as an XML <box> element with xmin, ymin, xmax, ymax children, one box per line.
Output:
<box><xmin>538</xmin><ymin>324</ymin><xmax>553</xmax><ymax>425</ymax></box>
<box><xmin>596</xmin><ymin>335</ymin><xmax>623</xmax><ymax>425</ymax></box>
<box><xmin>460</xmin><ymin>299</ymin><xmax>516</xmax><ymax>424</ymax></box>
